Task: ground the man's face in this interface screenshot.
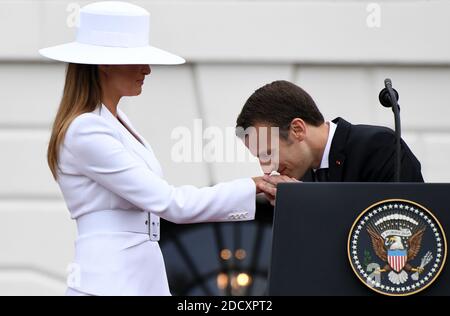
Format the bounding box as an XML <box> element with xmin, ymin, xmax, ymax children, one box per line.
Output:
<box><xmin>244</xmin><ymin>123</ymin><xmax>313</xmax><ymax>180</ymax></box>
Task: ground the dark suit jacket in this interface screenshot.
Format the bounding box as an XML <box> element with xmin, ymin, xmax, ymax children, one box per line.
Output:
<box><xmin>301</xmin><ymin>118</ymin><xmax>424</xmax><ymax>182</ymax></box>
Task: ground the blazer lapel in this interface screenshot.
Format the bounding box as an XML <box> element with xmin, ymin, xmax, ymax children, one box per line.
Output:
<box><xmin>98</xmin><ymin>104</ymin><xmax>164</xmax><ymax>177</ymax></box>
<box><xmin>328</xmin><ymin>117</ymin><xmax>351</xmax><ymax>182</ymax></box>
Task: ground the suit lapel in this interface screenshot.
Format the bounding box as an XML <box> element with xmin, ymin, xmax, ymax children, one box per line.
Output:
<box><xmin>328</xmin><ymin>117</ymin><xmax>351</xmax><ymax>182</ymax></box>
<box><xmin>117</xmin><ymin>108</ymin><xmax>164</xmax><ymax>177</ymax></box>
<box><xmin>98</xmin><ymin>104</ymin><xmax>164</xmax><ymax>177</ymax></box>
<box><xmin>301</xmin><ymin>118</ymin><xmax>350</xmax><ymax>182</ymax></box>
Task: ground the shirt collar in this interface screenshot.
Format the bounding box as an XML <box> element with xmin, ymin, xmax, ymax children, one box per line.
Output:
<box><xmin>317</xmin><ymin>121</ymin><xmax>337</xmax><ymax>170</ymax></box>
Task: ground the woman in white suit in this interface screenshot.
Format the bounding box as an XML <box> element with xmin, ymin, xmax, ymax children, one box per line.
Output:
<box><xmin>39</xmin><ymin>2</ymin><xmax>289</xmax><ymax>296</ymax></box>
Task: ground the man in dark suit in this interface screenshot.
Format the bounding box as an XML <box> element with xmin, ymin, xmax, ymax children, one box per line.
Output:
<box><xmin>300</xmin><ymin>116</ymin><xmax>423</xmax><ymax>182</ymax></box>
<box><xmin>236</xmin><ymin>80</ymin><xmax>423</xmax><ymax>203</ymax></box>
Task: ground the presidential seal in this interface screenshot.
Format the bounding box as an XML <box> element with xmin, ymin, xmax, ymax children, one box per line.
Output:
<box><xmin>348</xmin><ymin>199</ymin><xmax>447</xmax><ymax>296</ymax></box>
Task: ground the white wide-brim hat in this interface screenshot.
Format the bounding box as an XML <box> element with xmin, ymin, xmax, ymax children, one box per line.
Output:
<box><xmin>39</xmin><ymin>1</ymin><xmax>185</xmax><ymax>65</ymax></box>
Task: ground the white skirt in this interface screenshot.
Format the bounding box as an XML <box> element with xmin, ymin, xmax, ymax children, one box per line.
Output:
<box><xmin>69</xmin><ymin>231</ymin><xmax>171</xmax><ymax>295</ymax></box>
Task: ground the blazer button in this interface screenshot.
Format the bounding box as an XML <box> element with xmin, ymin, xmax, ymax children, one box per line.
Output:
<box><xmin>145</xmin><ymin>220</ymin><xmax>148</xmax><ymax>225</ymax></box>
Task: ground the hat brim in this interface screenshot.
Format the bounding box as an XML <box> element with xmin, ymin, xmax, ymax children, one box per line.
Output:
<box><xmin>39</xmin><ymin>42</ymin><xmax>185</xmax><ymax>65</ymax></box>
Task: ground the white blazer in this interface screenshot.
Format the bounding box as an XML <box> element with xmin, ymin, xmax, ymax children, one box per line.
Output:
<box><xmin>57</xmin><ymin>104</ymin><xmax>256</xmax><ymax>295</ymax></box>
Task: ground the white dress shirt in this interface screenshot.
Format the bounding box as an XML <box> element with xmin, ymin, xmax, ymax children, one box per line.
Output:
<box><xmin>316</xmin><ymin>121</ymin><xmax>337</xmax><ymax>170</ymax></box>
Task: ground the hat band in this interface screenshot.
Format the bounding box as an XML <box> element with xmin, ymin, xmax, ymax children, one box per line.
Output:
<box><xmin>77</xmin><ymin>29</ymin><xmax>148</xmax><ymax>47</ymax></box>
<box><xmin>76</xmin><ymin>11</ymin><xmax>149</xmax><ymax>48</ymax></box>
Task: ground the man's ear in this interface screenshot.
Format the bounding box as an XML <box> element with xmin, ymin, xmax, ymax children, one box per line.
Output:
<box><xmin>289</xmin><ymin>118</ymin><xmax>306</xmax><ymax>141</ymax></box>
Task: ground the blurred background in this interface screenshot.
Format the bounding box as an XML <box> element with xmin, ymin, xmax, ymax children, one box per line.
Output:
<box><xmin>1</xmin><ymin>0</ymin><xmax>450</xmax><ymax>295</ymax></box>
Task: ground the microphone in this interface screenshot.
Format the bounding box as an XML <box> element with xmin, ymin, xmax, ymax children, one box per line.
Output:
<box><xmin>379</xmin><ymin>79</ymin><xmax>399</xmax><ymax>108</ymax></box>
<box><xmin>378</xmin><ymin>78</ymin><xmax>401</xmax><ymax>182</ymax></box>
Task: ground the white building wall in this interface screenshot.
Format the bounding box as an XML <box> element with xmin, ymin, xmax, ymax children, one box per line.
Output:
<box><xmin>1</xmin><ymin>0</ymin><xmax>449</xmax><ymax>295</ymax></box>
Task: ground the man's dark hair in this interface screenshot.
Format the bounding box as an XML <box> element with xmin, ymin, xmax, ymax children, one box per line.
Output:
<box><xmin>236</xmin><ymin>80</ymin><xmax>324</xmax><ymax>139</ymax></box>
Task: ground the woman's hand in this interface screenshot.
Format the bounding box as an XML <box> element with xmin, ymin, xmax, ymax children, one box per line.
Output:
<box><xmin>262</xmin><ymin>174</ymin><xmax>300</xmax><ymax>186</ymax></box>
<box><xmin>252</xmin><ymin>176</ymin><xmax>276</xmax><ymax>196</ymax></box>
<box><xmin>252</xmin><ymin>175</ymin><xmax>300</xmax><ymax>206</ymax></box>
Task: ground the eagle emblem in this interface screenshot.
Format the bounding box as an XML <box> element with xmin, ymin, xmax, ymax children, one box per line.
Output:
<box><xmin>348</xmin><ymin>199</ymin><xmax>446</xmax><ymax>296</ymax></box>
<box><xmin>367</xmin><ymin>221</ymin><xmax>425</xmax><ymax>284</ymax></box>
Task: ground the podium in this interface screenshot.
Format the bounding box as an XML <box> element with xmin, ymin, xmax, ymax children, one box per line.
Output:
<box><xmin>267</xmin><ymin>183</ymin><xmax>449</xmax><ymax>296</ymax></box>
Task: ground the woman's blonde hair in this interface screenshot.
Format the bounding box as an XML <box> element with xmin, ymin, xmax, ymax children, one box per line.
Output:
<box><xmin>47</xmin><ymin>63</ymin><xmax>102</xmax><ymax>179</ymax></box>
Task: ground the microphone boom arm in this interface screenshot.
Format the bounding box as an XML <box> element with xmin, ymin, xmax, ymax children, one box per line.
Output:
<box><xmin>379</xmin><ymin>78</ymin><xmax>401</xmax><ymax>182</ymax></box>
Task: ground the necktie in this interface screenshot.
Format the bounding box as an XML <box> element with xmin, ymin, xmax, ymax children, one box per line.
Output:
<box><xmin>314</xmin><ymin>168</ymin><xmax>329</xmax><ymax>182</ymax></box>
